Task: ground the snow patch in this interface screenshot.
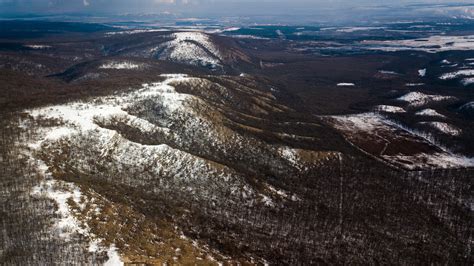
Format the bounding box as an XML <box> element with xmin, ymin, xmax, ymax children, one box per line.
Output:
<box><xmin>99</xmin><ymin>61</ymin><xmax>144</xmax><ymax>70</ymax></box>
<box><xmin>379</xmin><ymin>70</ymin><xmax>399</xmax><ymax>75</ymax></box>
<box><xmin>373</xmin><ymin>105</ymin><xmax>406</xmax><ymax>113</ymax></box>
<box><xmin>31</xmin><ymin>180</ymin><xmax>86</xmax><ymax>240</ymax></box>
<box><xmin>418</xmin><ymin>68</ymin><xmax>427</xmax><ymax>77</ymax></box>
<box><xmin>279</xmin><ymin>147</ymin><xmax>304</xmax><ymax>170</ymax></box>
<box><xmin>104</xmin><ymin>245</ymin><xmax>124</xmax><ymax>266</ymax></box>
<box><xmin>24</xmin><ymin>44</ymin><xmax>52</xmax><ymax>49</ymax></box>
<box><xmin>337</xmin><ymin>83</ymin><xmax>355</xmax><ymax>87</ymax></box>
<box><xmin>406</xmin><ymin>83</ymin><xmax>425</xmax><ymax>87</ymax></box>
<box><xmin>23</xmin><ymin>44</ymin><xmax>52</xmax><ymax>50</ymax></box>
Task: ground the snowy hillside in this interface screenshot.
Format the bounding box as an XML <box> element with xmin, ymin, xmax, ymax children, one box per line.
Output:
<box><xmin>397</xmin><ymin>92</ymin><xmax>456</xmax><ymax>107</ymax></box>
<box><xmin>152</xmin><ymin>32</ymin><xmax>223</xmax><ymax>69</ymax></box>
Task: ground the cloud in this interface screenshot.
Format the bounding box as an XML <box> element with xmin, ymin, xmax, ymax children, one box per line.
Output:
<box><xmin>1</xmin><ymin>0</ymin><xmax>473</xmax><ymax>19</ymax></box>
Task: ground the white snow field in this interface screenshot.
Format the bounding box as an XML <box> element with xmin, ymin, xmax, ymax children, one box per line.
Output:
<box><xmin>362</xmin><ymin>35</ymin><xmax>474</xmax><ymax>53</ymax></box>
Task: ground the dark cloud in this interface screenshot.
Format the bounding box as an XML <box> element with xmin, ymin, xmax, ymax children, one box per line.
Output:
<box><xmin>0</xmin><ymin>0</ymin><xmax>473</xmax><ymax>19</ymax></box>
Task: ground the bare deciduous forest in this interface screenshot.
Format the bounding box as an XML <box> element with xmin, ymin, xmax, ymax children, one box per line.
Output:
<box><xmin>0</xmin><ymin>17</ymin><xmax>473</xmax><ymax>264</ymax></box>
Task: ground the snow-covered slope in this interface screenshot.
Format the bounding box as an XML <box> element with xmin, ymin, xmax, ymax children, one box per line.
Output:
<box><xmin>458</xmin><ymin>101</ymin><xmax>474</xmax><ymax>117</ymax></box>
<box><xmin>415</xmin><ymin>109</ymin><xmax>446</xmax><ymax>118</ymax></box>
<box><xmin>397</xmin><ymin>92</ymin><xmax>456</xmax><ymax>107</ymax></box>
<box><xmin>439</xmin><ymin>69</ymin><xmax>474</xmax><ymax>80</ymax></box>
<box><xmin>459</xmin><ymin>101</ymin><xmax>474</xmax><ymax>111</ymax></box>
<box><xmin>152</xmin><ymin>32</ymin><xmax>223</xmax><ymax>69</ymax></box>
<box><xmin>326</xmin><ymin>112</ymin><xmax>473</xmax><ymax>169</ymax></box>
<box><xmin>374</xmin><ymin>105</ymin><xmax>406</xmax><ymax>113</ymax></box>
<box><xmin>29</xmin><ymin>75</ymin><xmax>260</xmax><ymax>204</ymax></box>
<box><xmin>418</xmin><ymin>121</ymin><xmax>462</xmax><ymax>136</ymax></box>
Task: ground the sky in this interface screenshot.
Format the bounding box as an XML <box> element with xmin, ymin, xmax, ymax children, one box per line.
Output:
<box><xmin>0</xmin><ymin>0</ymin><xmax>473</xmax><ymax>20</ymax></box>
